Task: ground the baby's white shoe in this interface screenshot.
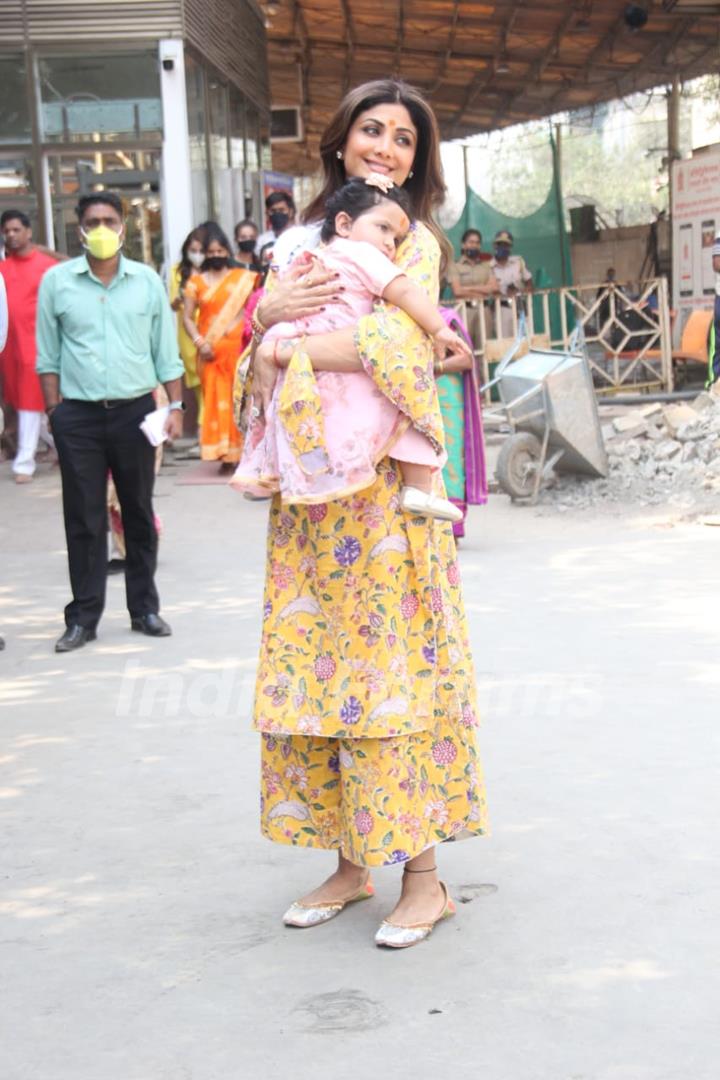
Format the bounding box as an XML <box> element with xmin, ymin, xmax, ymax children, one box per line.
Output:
<box><xmin>400</xmin><ymin>486</ymin><xmax>463</xmax><ymax>523</ymax></box>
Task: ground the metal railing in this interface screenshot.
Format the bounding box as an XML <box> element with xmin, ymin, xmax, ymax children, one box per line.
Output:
<box><xmin>447</xmin><ymin>276</ymin><xmax>673</xmax><ymax>398</ymax></box>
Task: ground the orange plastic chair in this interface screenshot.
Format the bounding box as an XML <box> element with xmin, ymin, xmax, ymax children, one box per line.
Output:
<box><xmin>601</xmin><ymin>307</ymin><xmax>712</xmax><ymax>388</ymax></box>
<box><xmin>670</xmin><ymin>309</ymin><xmax>713</xmax><ymax>385</ymax></box>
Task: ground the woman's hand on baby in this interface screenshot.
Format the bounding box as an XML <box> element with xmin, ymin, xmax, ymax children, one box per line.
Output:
<box><xmin>257</xmin><ymin>261</ymin><xmax>340</xmax><ymax>326</ymax></box>
<box><xmin>432</xmin><ymin>326</ymin><xmax>473</xmax><ymax>367</ymax></box>
<box><xmin>254</xmin><ymin>341</ymin><xmax>280</xmax><ymax>413</ymax></box>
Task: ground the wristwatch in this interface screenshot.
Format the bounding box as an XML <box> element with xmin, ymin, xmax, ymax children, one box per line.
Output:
<box><xmin>168</xmin><ymin>400</ymin><xmax>186</xmax><ymax>412</ymax></box>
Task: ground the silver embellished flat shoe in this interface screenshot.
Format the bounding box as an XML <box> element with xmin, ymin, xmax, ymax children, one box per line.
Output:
<box><xmin>282</xmin><ymin>877</ymin><xmax>375</xmax><ymax>928</ymax></box>
<box><xmin>374</xmin><ymin>881</ymin><xmax>456</xmax><ymax>949</ymax></box>
<box><xmin>399</xmin><ymin>486</ymin><xmax>464</xmax><ymax>523</ymax></box>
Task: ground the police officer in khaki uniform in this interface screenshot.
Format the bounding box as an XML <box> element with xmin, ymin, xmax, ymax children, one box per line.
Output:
<box><xmin>447</xmin><ymin>229</ymin><xmax>498</xmax><ymax>346</ymax></box>
<box><xmin>490</xmin><ymin>228</ymin><xmax>533</xmax><ymax>337</ymax></box>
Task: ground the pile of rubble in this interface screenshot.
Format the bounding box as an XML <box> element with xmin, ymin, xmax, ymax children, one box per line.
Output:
<box><xmin>537</xmin><ymin>388</ymin><xmax>720</xmax><ymax>513</ymax></box>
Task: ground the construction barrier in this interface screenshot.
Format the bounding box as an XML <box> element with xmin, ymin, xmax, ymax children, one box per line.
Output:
<box><xmin>448</xmin><ymin>276</ymin><xmax>674</xmax><ymax>399</ymax></box>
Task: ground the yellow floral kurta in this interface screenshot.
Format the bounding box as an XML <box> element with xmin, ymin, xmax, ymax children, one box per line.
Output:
<box><xmin>256</xmin><ymin>223</ymin><xmax>488</xmax><ymax>867</ymax></box>
<box><xmin>353</xmin><ymin>224</ymin><xmax>446</xmax><ymax>456</ymax></box>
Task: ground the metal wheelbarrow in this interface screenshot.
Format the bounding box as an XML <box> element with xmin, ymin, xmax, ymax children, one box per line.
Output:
<box><xmin>481</xmin><ymin>325</ymin><xmax>608</xmax><ymax>503</ymax></box>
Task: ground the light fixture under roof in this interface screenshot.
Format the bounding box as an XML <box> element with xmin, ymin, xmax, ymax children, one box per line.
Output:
<box><xmin>260</xmin><ymin>0</ymin><xmax>279</xmax><ymax>21</ymax></box>
<box><xmin>624</xmin><ymin>3</ymin><xmax>649</xmax><ymax>29</ymax></box>
<box><xmin>495</xmin><ymin>55</ymin><xmax>511</xmax><ymax>74</ymax></box>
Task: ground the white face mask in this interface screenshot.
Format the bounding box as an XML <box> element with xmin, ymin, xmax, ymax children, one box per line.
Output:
<box><xmin>188</xmin><ymin>250</ymin><xmax>205</xmax><ymax>268</ymax></box>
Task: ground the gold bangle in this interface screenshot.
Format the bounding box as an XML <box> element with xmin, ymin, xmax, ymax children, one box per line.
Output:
<box><xmin>437</xmin><ymin>359</ymin><xmax>445</xmax><ymax>375</ymax></box>
<box><xmin>250</xmin><ymin>311</ymin><xmax>267</xmax><ymax>344</ymax></box>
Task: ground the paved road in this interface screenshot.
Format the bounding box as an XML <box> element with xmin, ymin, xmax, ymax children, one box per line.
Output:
<box><xmin>2</xmin><ymin>454</ymin><xmax>718</xmax><ymax>1080</ymax></box>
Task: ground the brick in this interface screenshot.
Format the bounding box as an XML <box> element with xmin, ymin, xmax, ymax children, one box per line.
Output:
<box><xmin>662</xmin><ymin>403</ymin><xmax>700</xmax><ymax>437</ymax></box>
<box><xmin>636</xmin><ymin>402</ymin><xmax>664</xmax><ymax>420</ymax></box>
<box><xmin>654</xmin><ymin>439</ymin><xmax>682</xmax><ymax>461</ymax></box>
<box><xmin>613</xmin><ymin>413</ymin><xmax>648</xmax><ymax>438</ymax></box>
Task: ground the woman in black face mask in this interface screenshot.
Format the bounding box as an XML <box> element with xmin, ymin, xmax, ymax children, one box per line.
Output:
<box><xmin>234</xmin><ymin>219</ymin><xmax>261</xmax><ymax>272</ymax></box>
<box><xmin>182</xmin><ymin>222</ymin><xmax>258</xmax><ymax>471</ymax></box>
<box><xmin>460</xmin><ymin>228</ymin><xmax>483</xmax><ymax>262</ymax></box>
<box><xmin>446</xmin><ymin>227</ymin><xmax>498</xmax><ymax>308</ymax></box>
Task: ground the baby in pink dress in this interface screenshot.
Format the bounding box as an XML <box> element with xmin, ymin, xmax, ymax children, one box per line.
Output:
<box><xmin>233</xmin><ymin>177</ymin><xmax>471</xmax><ymax>521</ymax></box>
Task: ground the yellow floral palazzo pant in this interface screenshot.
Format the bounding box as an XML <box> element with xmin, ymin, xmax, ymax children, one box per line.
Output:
<box><xmin>260</xmin><ymin>718</ymin><xmax>487</xmax><ymax>868</ymax></box>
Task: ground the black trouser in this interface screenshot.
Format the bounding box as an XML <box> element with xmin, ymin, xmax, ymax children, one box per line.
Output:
<box><xmin>713</xmin><ymin>294</ymin><xmax>720</xmax><ymax>384</ymax></box>
<box><xmin>51</xmin><ymin>395</ymin><xmax>159</xmax><ymax>629</ymax></box>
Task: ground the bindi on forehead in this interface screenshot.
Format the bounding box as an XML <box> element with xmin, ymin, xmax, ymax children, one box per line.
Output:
<box><xmin>361</xmin><ymin>111</ymin><xmax>416</xmax><ymax>136</ymax></box>
<box><xmin>386</xmin><ymin>119</ymin><xmax>415</xmax><ymax>138</ymax></box>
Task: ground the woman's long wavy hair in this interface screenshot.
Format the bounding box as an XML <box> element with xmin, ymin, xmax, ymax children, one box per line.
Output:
<box><xmin>303</xmin><ymin>80</ymin><xmax>449</xmax><ymax>265</ymax></box>
<box><xmin>178</xmin><ymin>226</ymin><xmax>207</xmax><ymax>289</ymax></box>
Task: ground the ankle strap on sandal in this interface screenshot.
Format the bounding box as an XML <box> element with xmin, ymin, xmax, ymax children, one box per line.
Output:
<box><xmin>403</xmin><ymin>866</ymin><xmax>437</xmax><ymax>873</ymax></box>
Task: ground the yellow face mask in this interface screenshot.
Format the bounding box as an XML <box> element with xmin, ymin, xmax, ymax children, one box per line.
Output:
<box><xmin>81</xmin><ymin>225</ymin><xmax>123</xmax><ymax>261</ymax></box>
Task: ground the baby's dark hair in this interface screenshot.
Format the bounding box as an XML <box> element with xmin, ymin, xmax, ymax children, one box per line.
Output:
<box><xmin>321</xmin><ymin>178</ymin><xmax>413</xmax><ymax>243</ymax></box>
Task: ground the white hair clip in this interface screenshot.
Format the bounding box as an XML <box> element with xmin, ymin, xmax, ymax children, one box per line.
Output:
<box><xmin>365</xmin><ymin>172</ymin><xmax>395</xmax><ymax>195</ymax></box>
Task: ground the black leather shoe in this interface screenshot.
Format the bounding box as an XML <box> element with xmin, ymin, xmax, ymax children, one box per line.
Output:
<box><xmin>55</xmin><ymin>625</ymin><xmax>97</xmax><ymax>653</ymax></box>
<box><xmin>130</xmin><ymin>613</ymin><xmax>172</xmax><ymax>637</ymax></box>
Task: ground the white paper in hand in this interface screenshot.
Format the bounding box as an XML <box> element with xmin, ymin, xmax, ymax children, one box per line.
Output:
<box><xmin>140</xmin><ymin>405</ymin><xmax>169</xmax><ymax>447</ymax></box>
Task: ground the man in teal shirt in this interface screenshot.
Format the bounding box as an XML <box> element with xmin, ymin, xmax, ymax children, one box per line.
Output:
<box><xmin>36</xmin><ymin>192</ymin><xmax>186</xmax><ymax>653</ymax></box>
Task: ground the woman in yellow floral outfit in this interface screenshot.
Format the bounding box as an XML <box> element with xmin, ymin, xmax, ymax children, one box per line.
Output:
<box><xmin>249</xmin><ymin>80</ymin><xmax>487</xmax><ymax>948</ymax></box>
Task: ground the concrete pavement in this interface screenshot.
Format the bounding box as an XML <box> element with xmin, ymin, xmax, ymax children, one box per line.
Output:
<box><xmin>2</xmin><ymin>452</ymin><xmax>719</xmax><ymax>1080</ymax></box>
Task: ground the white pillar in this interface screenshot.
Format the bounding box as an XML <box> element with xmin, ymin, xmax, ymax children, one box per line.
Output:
<box><xmin>39</xmin><ymin>155</ymin><xmax>54</xmax><ymax>251</ymax></box>
<box><xmin>158</xmin><ymin>39</ymin><xmax>194</xmax><ymax>282</ymax></box>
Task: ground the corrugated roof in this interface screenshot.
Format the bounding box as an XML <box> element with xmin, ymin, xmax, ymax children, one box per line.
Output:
<box><xmin>267</xmin><ymin>0</ymin><xmax>720</xmax><ymax>173</ymax></box>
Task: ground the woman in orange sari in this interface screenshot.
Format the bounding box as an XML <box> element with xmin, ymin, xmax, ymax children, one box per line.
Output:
<box><xmin>183</xmin><ymin>223</ymin><xmax>256</xmax><ymax>471</ymax></box>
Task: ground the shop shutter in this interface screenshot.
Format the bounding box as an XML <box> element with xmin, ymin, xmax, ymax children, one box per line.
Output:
<box><xmin>24</xmin><ymin>0</ymin><xmax>182</xmax><ymax>40</ymax></box>
<box><xmin>0</xmin><ymin>1</ymin><xmax>25</xmax><ymax>42</ymax></box>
